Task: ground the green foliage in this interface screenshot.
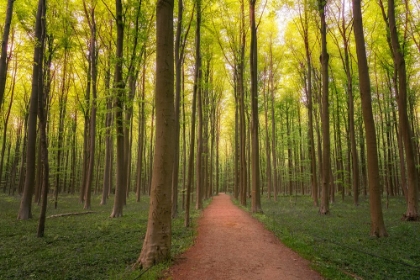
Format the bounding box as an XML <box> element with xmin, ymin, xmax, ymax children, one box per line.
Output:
<box><xmin>0</xmin><ymin>194</ymin><xmax>201</xmax><ymax>279</ymax></box>
<box><xmin>249</xmin><ymin>196</ymin><xmax>420</xmax><ymax>280</ymax></box>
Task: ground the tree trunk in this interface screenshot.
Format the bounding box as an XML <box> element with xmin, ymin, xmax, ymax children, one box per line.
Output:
<box><xmin>250</xmin><ymin>0</ymin><xmax>261</xmax><ymax>212</ymax></box>
<box><xmin>301</xmin><ymin>0</ymin><xmax>317</xmax><ymax>206</ymax></box>
<box><xmin>172</xmin><ymin>0</ymin><xmax>184</xmax><ymax>217</ymax></box>
<box><xmin>319</xmin><ymin>0</ymin><xmax>330</xmax><ymax>215</ymax></box>
<box><xmin>17</xmin><ymin>0</ymin><xmax>45</xmax><ymax>220</ymax></box>
<box><xmin>195</xmin><ymin>0</ymin><xmax>204</xmax><ymax>210</ymax></box>
<box><xmin>137</xmin><ymin>0</ymin><xmax>175</xmax><ymax>267</ymax></box>
<box><xmin>239</xmin><ymin>0</ymin><xmax>247</xmax><ymax>206</ymax></box>
<box><xmin>54</xmin><ymin>48</ymin><xmax>69</xmax><ymax>209</ymax></box>
<box><xmin>101</xmin><ymin>56</ymin><xmax>112</xmax><ymax>205</ymax></box>
<box><xmin>0</xmin><ymin>0</ymin><xmax>14</xmax><ymax>108</ymax></box>
<box><xmin>110</xmin><ymin>0</ymin><xmax>126</xmax><ymax>218</ymax></box>
<box><xmin>136</xmin><ymin>57</ymin><xmax>146</xmax><ymax>203</ymax></box>
<box><xmin>84</xmin><ymin>4</ymin><xmax>97</xmax><ymax>211</ymax></box>
<box><xmin>352</xmin><ymin>0</ymin><xmax>388</xmax><ymax>237</ymax></box>
<box><xmin>387</xmin><ymin>0</ymin><xmax>419</xmax><ymax>220</ymax></box>
<box><xmin>0</xmin><ymin>55</ymin><xmax>16</xmax><ymax>192</ymax></box>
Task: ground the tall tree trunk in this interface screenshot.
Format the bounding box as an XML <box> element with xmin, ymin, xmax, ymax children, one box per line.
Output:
<box><xmin>301</xmin><ymin>0</ymin><xmax>317</xmax><ymax>206</ymax></box>
<box><xmin>319</xmin><ymin>0</ymin><xmax>330</xmax><ymax>215</ymax></box>
<box><xmin>17</xmin><ymin>0</ymin><xmax>45</xmax><ymax>220</ymax></box>
<box><xmin>31</xmin><ymin>0</ymin><xmax>49</xmax><ymax>237</ymax></box>
<box><xmin>0</xmin><ymin>0</ymin><xmax>14</xmax><ymax>108</ymax></box>
<box><xmin>269</xmin><ymin>44</ymin><xmax>278</xmax><ymax>201</ymax></box>
<box><xmin>0</xmin><ymin>54</ymin><xmax>16</xmax><ymax>192</ymax></box>
<box><xmin>101</xmin><ymin>56</ymin><xmax>112</xmax><ymax>205</ymax></box>
<box><xmin>195</xmin><ymin>0</ymin><xmax>204</xmax><ymax>210</ymax></box>
<box><xmin>387</xmin><ymin>0</ymin><xmax>419</xmax><ymax>220</ymax></box>
<box><xmin>110</xmin><ymin>0</ymin><xmax>126</xmax><ymax>218</ymax></box>
<box><xmin>249</xmin><ymin>0</ymin><xmax>262</xmax><ymax>213</ymax></box>
<box><xmin>137</xmin><ymin>0</ymin><xmax>175</xmax><ymax>267</ymax></box>
<box><xmin>54</xmin><ymin>49</ymin><xmax>69</xmax><ymax>209</ymax></box>
<box><xmin>136</xmin><ymin>57</ymin><xmax>146</xmax><ymax>203</ymax></box>
<box><xmin>172</xmin><ymin>0</ymin><xmax>183</xmax><ymax>217</ymax></box>
<box><xmin>84</xmin><ymin>3</ymin><xmax>98</xmax><ymax>210</ymax></box>
<box><xmin>352</xmin><ymin>0</ymin><xmax>388</xmax><ymax>237</ymax></box>
<box><xmin>184</xmin><ymin>63</ymin><xmax>197</xmax><ymax>227</ymax></box>
<box><xmin>263</xmin><ymin>70</ymin><xmax>272</xmax><ymax>199</ymax></box>
<box><xmin>36</xmin><ymin>0</ymin><xmax>49</xmax><ymax>237</ymax></box>
<box><xmin>346</xmin><ymin>43</ymin><xmax>359</xmax><ymax>205</ymax></box>
<box><xmin>239</xmin><ymin>0</ymin><xmax>247</xmax><ymax>206</ymax></box>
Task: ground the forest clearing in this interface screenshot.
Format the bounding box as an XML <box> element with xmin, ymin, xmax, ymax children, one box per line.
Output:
<box><xmin>1</xmin><ymin>0</ymin><xmax>420</xmax><ymax>278</ymax></box>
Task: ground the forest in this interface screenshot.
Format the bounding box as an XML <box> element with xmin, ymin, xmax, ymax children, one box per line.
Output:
<box><xmin>0</xmin><ymin>0</ymin><xmax>420</xmax><ymax>278</ymax></box>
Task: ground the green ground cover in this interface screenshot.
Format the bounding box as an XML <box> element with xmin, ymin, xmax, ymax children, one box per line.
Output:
<box><xmin>0</xmin><ymin>193</ymin><xmax>200</xmax><ymax>280</ymax></box>
<box><xmin>249</xmin><ymin>195</ymin><xmax>420</xmax><ymax>279</ymax></box>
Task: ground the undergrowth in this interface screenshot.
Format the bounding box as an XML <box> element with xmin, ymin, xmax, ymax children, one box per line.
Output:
<box><xmin>0</xmin><ymin>193</ymin><xmax>202</xmax><ymax>280</ymax></box>
<box><xmin>245</xmin><ymin>195</ymin><xmax>420</xmax><ymax>280</ymax></box>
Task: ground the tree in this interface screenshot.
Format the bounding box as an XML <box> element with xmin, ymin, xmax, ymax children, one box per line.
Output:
<box><xmin>0</xmin><ymin>0</ymin><xmax>14</xmax><ymax>109</ymax></box>
<box><xmin>249</xmin><ymin>0</ymin><xmax>262</xmax><ymax>213</ymax></box>
<box><xmin>110</xmin><ymin>0</ymin><xmax>126</xmax><ymax>218</ymax></box>
<box><xmin>319</xmin><ymin>0</ymin><xmax>330</xmax><ymax>215</ymax></box>
<box><xmin>385</xmin><ymin>0</ymin><xmax>419</xmax><ymax>220</ymax></box>
<box><xmin>83</xmin><ymin>0</ymin><xmax>98</xmax><ymax>210</ymax></box>
<box><xmin>36</xmin><ymin>0</ymin><xmax>49</xmax><ymax>237</ymax></box>
<box><xmin>195</xmin><ymin>0</ymin><xmax>204</xmax><ymax>210</ymax></box>
<box><xmin>352</xmin><ymin>0</ymin><xmax>388</xmax><ymax>237</ymax></box>
<box><xmin>137</xmin><ymin>0</ymin><xmax>175</xmax><ymax>268</ymax></box>
<box><xmin>17</xmin><ymin>0</ymin><xmax>46</xmax><ymax>220</ymax></box>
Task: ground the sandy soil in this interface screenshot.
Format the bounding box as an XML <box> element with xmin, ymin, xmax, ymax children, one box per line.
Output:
<box><xmin>164</xmin><ymin>193</ymin><xmax>323</xmax><ymax>280</ymax></box>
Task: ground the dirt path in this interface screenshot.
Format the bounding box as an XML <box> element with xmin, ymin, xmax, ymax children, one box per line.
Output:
<box><xmin>165</xmin><ymin>193</ymin><xmax>322</xmax><ymax>280</ymax></box>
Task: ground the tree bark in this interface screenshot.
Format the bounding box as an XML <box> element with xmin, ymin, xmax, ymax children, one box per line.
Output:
<box><xmin>17</xmin><ymin>0</ymin><xmax>45</xmax><ymax>220</ymax></box>
<box><xmin>249</xmin><ymin>0</ymin><xmax>262</xmax><ymax>213</ymax></box>
<box><xmin>33</xmin><ymin>0</ymin><xmax>47</xmax><ymax>237</ymax></box>
<box><xmin>319</xmin><ymin>0</ymin><xmax>330</xmax><ymax>215</ymax></box>
<box><xmin>110</xmin><ymin>0</ymin><xmax>126</xmax><ymax>218</ymax></box>
<box><xmin>84</xmin><ymin>3</ymin><xmax>97</xmax><ymax>211</ymax></box>
<box><xmin>137</xmin><ymin>0</ymin><xmax>175</xmax><ymax>267</ymax></box>
<box><xmin>387</xmin><ymin>0</ymin><xmax>419</xmax><ymax>220</ymax></box>
<box><xmin>0</xmin><ymin>0</ymin><xmax>14</xmax><ymax>108</ymax></box>
<box><xmin>195</xmin><ymin>0</ymin><xmax>204</xmax><ymax>210</ymax></box>
<box><xmin>352</xmin><ymin>0</ymin><xmax>388</xmax><ymax>237</ymax></box>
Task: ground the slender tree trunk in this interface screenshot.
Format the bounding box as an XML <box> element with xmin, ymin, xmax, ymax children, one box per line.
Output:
<box><xmin>249</xmin><ymin>0</ymin><xmax>262</xmax><ymax>212</ymax></box>
<box><xmin>387</xmin><ymin>0</ymin><xmax>419</xmax><ymax>220</ymax></box>
<box><xmin>302</xmin><ymin>0</ymin><xmax>317</xmax><ymax>206</ymax></box>
<box><xmin>0</xmin><ymin>56</ymin><xmax>16</xmax><ymax>192</ymax></box>
<box><xmin>137</xmin><ymin>0</ymin><xmax>175</xmax><ymax>267</ymax></box>
<box><xmin>319</xmin><ymin>0</ymin><xmax>330</xmax><ymax>215</ymax></box>
<box><xmin>352</xmin><ymin>0</ymin><xmax>388</xmax><ymax>237</ymax></box>
<box><xmin>101</xmin><ymin>57</ymin><xmax>112</xmax><ymax>205</ymax></box>
<box><xmin>33</xmin><ymin>0</ymin><xmax>47</xmax><ymax>237</ymax></box>
<box><xmin>195</xmin><ymin>0</ymin><xmax>204</xmax><ymax>210</ymax></box>
<box><xmin>269</xmin><ymin>44</ymin><xmax>278</xmax><ymax>201</ymax></box>
<box><xmin>110</xmin><ymin>0</ymin><xmax>126</xmax><ymax>218</ymax></box>
<box><xmin>17</xmin><ymin>0</ymin><xmax>46</xmax><ymax>220</ymax></box>
<box><xmin>263</xmin><ymin>71</ymin><xmax>272</xmax><ymax>199</ymax></box>
<box><xmin>184</xmin><ymin>67</ymin><xmax>197</xmax><ymax>227</ymax></box>
<box><xmin>0</xmin><ymin>0</ymin><xmax>14</xmax><ymax>108</ymax></box>
<box><xmin>136</xmin><ymin>58</ymin><xmax>146</xmax><ymax>203</ymax></box>
<box><xmin>54</xmin><ymin>48</ymin><xmax>69</xmax><ymax>209</ymax></box>
<box><xmin>172</xmin><ymin>0</ymin><xmax>183</xmax><ymax>217</ymax></box>
<box><xmin>84</xmin><ymin>4</ymin><xmax>97</xmax><ymax>210</ymax></box>
<box><xmin>239</xmin><ymin>0</ymin><xmax>247</xmax><ymax>206</ymax></box>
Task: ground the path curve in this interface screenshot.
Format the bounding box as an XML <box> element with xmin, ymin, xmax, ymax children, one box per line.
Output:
<box><xmin>165</xmin><ymin>193</ymin><xmax>322</xmax><ymax>280</ymax></box>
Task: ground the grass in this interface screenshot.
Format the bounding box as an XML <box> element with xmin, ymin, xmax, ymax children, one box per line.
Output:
<box><xmin>0</xmin><ymin>193</ymin><xmax>202</xmax><ymax>280</ymax></box>
<box><xmin>244</xmin><ymin>195</ymin><xmax>420</xmax><ymax>280</ymax></box>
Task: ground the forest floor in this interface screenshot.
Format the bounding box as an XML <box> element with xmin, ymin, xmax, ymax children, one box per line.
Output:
<box><xmin>163</xmin><ymin>193</ymin><xmax>323</xmax><ymax>280</ymax></box>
